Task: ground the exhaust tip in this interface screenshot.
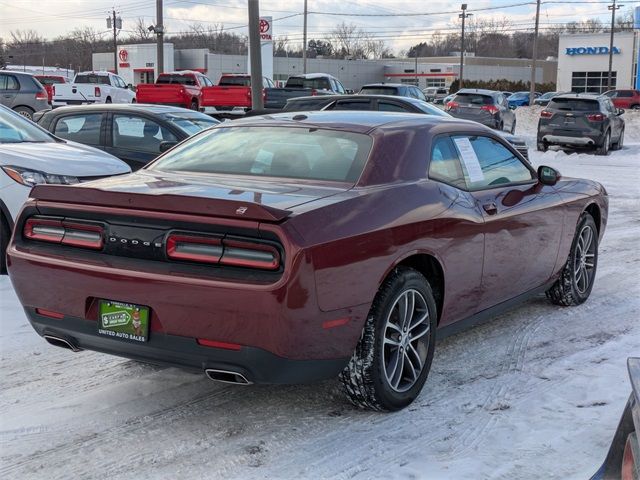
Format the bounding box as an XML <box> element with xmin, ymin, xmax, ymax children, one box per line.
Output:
<box><xmin>205</xmin><ymin>368</ymin><xmax>252</xmax><ymax>385</ymax></box>
<box><xmin>44</xmin><ymin>335</ymin><xmax>82</xmax><ymax>352</ymax></box>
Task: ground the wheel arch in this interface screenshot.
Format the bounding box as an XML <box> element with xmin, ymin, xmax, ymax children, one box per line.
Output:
<box><xmin>584</xmin><ymin>202</ymin><xmax>601</xmax><ymax>235</ymax></box>
<box><xmin>383</xmin><ymin>251</ymin><xmax>445</xmax><ymax>325</ymax></box>
<box><xmin>12</xmin><ymin>105</ymin><xmax>35</xmax><ymax>113</ymax></box>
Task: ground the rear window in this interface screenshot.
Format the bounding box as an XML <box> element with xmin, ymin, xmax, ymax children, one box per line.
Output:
<box><xmin>286</xmin><ymin>77</ymin><xmax>331</xmax><ymax>90</ymax></box>
<box><xmin>219</xmin><ymin>76</ymin><xmax>251</xmax><ymax>87</ymax></box>
<box><xmin>282</xmin><ymin>98</ymin><xmax>332</xmax><ymax>111</ymax></box>
<box><xmin>36</xmin><ymin>76</ymin><xmax>66</xmax><ymax>85</ymax></box>
<box><xmin>150</xmin><ymin>126</ymin><xmax>373</xmax><ymax>183</ymax></box>
<box><xmin>157</xmin><ymin>74</ymin><xmax>197</xmax><ymax>86</ymax></box>
<box><xmin>75</xmin><ymin>75</ymin><xmax>111</xmax><ymax>85</ymax></box>
<box><xmin>453</xmin><ymin>93</ymin><xmax>494</xmax><ymax>105</ymax></box>
<box><xmin>360</xmin><ymin>86</ymin><xmax>399</xmax><ymax>96</ymax></box>
<box><xmin>548</xmin><ymin>98</ymin><xmax>599</xmax><ymax>111</ymax></box>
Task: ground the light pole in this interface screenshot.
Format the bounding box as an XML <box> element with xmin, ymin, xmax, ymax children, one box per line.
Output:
<box><xmin>459</xmin><ymin>4</ymin><xmax>472</xmax><ymax>90</ymax></box>
<box><xmin>607</xmin><ymin>0</ymin><xmax>623</xmax><ymax>91</ymax></box>
<box><xmin>302</xmin><ymin>0</ymin><xmax>308</xmax><ymax>74</ymax></box>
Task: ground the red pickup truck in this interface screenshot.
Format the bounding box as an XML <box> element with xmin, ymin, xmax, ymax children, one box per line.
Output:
<box><xmin>34</xmin><ymin>75</ymin><xmax>69</xmax><ymax>103</ymax></box>
<box><xmin>201</xmin><ymin>74</ymin><xmax>276</xmax><ymax>116</ymax></box>
<box><xmin>136</xmin><ymin>71</ymin><xmax>214</xmax><ymax>110</ymax></box>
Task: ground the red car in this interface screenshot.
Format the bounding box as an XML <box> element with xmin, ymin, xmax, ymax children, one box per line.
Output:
<box><xmin>135</xmin><ymin>71</ymin><xmax>213</xmax><ymax>110</ymax></box>
<box><xmin>603</xmin><ymin>89</ymin><xmax>640</xmax><ymax>110</ymax></box>
<box><xmin>6</xmin><ymin>112</ymin><xmax>608</xmax><ymax>411</ymax></box>
<box><xmin>33</xmin><ymin>75</ymin><xmax>68</xmax><ymax>103</ymax></box>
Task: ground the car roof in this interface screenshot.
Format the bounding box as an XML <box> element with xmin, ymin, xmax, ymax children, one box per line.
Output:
<box><xmin>1</xmin><ymin>70</ymin><xmax>36</xmax><ymax>77</ymax></box>
<box><xmin>553</xmin><ymin>93</ymin><xmax>601</xmax><ymax>100</ymax></box>
<box><xmin>361</xmin><ymin>83</ymin><xmax>406</xmax><ymax>88</ymax></box>
<box><xmin>289</xmin><ymin>94</ymin><xmax>419</xmax><ymax>103</ymax></box>
<box><xmin>228</xmin><ymin>110</ymin><xmax>481</xmax><ymax>135</ymax></box>
<box><xmin>288</xmin><ymin>73</ymin><xmax>336</xmax><ymax>79</ymax></box>
<box><xmin>456</xmin><ymin>88</ymin><xmax>497</xmax><ymax>95</ymax></box>
<box><xmin>42</xmin><ymin>104</ymin><xmax>200</xmax><ymax>115</ymax></box>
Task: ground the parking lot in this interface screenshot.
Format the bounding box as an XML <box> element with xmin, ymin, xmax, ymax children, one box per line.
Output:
<box><xmin>1</xmin><ymin>109</ymin><xmax>638</xmax><ymax>480</ymax></box>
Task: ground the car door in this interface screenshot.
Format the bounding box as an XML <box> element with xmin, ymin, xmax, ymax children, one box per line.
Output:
<box><xmin>451</xmin><ymin>133</ymin><xmax>564</xmax><ymax>309</ymax></box>
<box><xmin>51</xmin><ymin>111</ymin><xmax>107</xmax><ymax>150</ymax></box>
<box><xmin>602</xmin><ymin>98</ymin><xmax>623</xmax><ymax>140</ymax></box>
<box><xmin>107</xmin><ymin>113</ymin><xmax>179</xmax><ymax>170</ymax></box>
<box><xmin>0</xmin><ymin>74</ymin><xmax>20</xmax><ymax>109</ymax></box>
<box><xmin>426</xmin><ymin>136</ymin><xmax>486</xmax><ymax>324</ymax></box>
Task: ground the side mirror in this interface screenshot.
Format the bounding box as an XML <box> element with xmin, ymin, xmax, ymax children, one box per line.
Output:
<box><xmin>537</xmin><ymin>165</ymin><xmax>560</xmax><ymax>186</ymax></box>
<box><xmin>617</xmin><ymin>108</ymin><xmax>625</xmax><ymax>115</ymax></box>
<box><xmin>345</xmin><ymin>89</ymin><xmax>354</xmax><ymax>94</ymax></box>
<box><xmin>159</xmin><ymin>141</ymin><xmax>177</xmax><ymax>153</ymax></box>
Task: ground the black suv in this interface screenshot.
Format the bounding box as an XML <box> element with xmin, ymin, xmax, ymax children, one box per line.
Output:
<box><xmin>537</xmin><ymin>94</ymin><xmax>625</xmax><ymax>155</ymax></box>
<box><xmin>444</xmin><ymin>89</ymin><xmax>516</xmax><ymax>134</ymax></box>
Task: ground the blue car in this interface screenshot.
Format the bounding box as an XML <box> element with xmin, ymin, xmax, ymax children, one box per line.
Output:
<box><xmin>507</xmin><ymin>91</ymin><xmax>541</xmax><ymax>108</ymax></box>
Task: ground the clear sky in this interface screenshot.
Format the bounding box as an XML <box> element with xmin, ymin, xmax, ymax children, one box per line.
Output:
<box><xmin>0</xmin><ymin>0</ymin><xmax>638</xmax><ymax>54</ymax></box>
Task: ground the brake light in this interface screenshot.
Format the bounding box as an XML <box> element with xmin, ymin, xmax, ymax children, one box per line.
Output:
<box><xmin>311</xmin><ymin>88</ymin><xmax>318</xmax><ymax>96</ymax></box>
<box><xmin>23</xmin><ymin>218</ymin><xmax>104</xmax><ymax>250</ymax></box>
<box><xmin>540</xmin><ymin>110</ymin><xmax>553</xmax><ymax>118</ymax></box>
<box><xmin>94</xmin><ymin>86</ymin><xmax>101</xmax><ymax>97</ymax></box>
<box><xmin>166</xmin><ymin>234</ymin><xmax>222</xmax><ymax>264</ymax></box>
<box><xmin>166</xmin><ymin>233</ymin><xmax>281</xmax><ymax>270</ymax></box>
<box><xmin>35</xmin><ymin>89</ymin><xmax>48</xmax><ymax>100</ymax></box>
<box><xmin>445</xmin><ymin>101</ymin><xmax>458</xmax><ymax>110</ymax></box>
<box><xmin>196</xmin><ymin>338</ymin><xmax>242</xmax><ymax>351</ymax></box>
<box><xmin>621</xmin><ymin>434</ymin><xmax>636</xmax><ymax>480</ymax></box>
<box><xmin>247</xmin><ymin>89</ymin><xmax>252</xmax><ymax>99</ymax></box>
<box><xmin>481</xmin><ymin>105</ymin><xmax>499</xmax><ymax>115</ymax></box>
<box><xmin>587</xmin><ymin>113</ymin><xmax>605</xmax><ymax>122</ymax></box>
<box><xmin>36</xmin><ymin>308</ymin><xmax>65</xmax><ymax>319</ymax></box>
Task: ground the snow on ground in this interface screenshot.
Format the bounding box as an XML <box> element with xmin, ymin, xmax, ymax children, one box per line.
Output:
<box><xmin>1</xmin><ymin>111</ymin><xmax>639</xmax><ymax>480</ymax></box>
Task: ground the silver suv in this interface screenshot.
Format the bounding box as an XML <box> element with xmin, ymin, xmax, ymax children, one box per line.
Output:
<box><xmin>0</xmin><ymin>71</ymin><xmax>51</xmax><ymax>120</ymax></box>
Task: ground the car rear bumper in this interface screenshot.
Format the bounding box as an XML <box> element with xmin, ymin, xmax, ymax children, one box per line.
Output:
<box><xmin>541</xmin><ymin>134</ymin><xmax>597</xmax><ymax>146</ymax></box>
<box><xmin>26</xmin><ymin>308</ymin><xmax>349</xmax><ymax>383</ymax></box>
<box><xmin>202</xmin><ymin>106</ymin><xmax>249</xmax><ymax>115</ymax></box>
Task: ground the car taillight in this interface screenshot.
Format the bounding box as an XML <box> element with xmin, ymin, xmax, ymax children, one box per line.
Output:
<box><xmin>166</xmin><ymin>233</ymin><xmax>280</xmax><ymax>270</ymax></box>
<box><xmin>23</xmin><ymin>218</ymin><xmax>104</xmax><ymax>250</ymax></box>
<box><xmin>621</xmin><ymin>433</ymin><xmax>637</xmax><ymax>480</ymax></box>
<box><xmin>540</xmin><ymin>110</ymin><xmax>553</xmax><ymax>118</ymax></box>
<box><xmin>445</xmin><ymin>101</ymin><xmax>458</xmax><ymax>110</ymax></box>
<box><xmin>94</xmin><ymin>86</ymin><xmax>101</xmax><ymax>97</ymax></box>
<box><xmin>587</xmin><ymin>113</ymin><xmax>605</xmax><ymax>122</ymax></box>
<box><xmin>481</xmin><ymin>105</ymin><xmax>499</xmax><ymax>115</ymax></box>
<box><xmin>311</xmin><ymin>88</ymin><xmax>318</xmax><ymax>96</ymax></box>
<box><xmin>247</xmin><ymin>89</ymin><xmax>252</xmax><ymax>99</ymax></box>
<box><xmin>166</xmin><ymin>234</ymin><xmax>223</xmax><ymax>264</ymax></box>
<box><xmin>35</xmin><ymin>90</ymin><xmax>48</xmax><ymax>100</ymax></box>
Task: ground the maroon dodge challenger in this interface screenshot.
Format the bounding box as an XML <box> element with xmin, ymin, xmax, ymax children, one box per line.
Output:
<box><xmin>7</xmin><ymin>111</ymin><xmax>608</xmax><ymax>411</ymax></box>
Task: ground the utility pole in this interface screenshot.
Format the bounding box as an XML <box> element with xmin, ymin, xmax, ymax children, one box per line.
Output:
<box><xmin>156</xmin><ymin>0</ymin><xmax>164</xmax><ymax>75</ymax></box>
<box><xmin>248</xmin><ymin>0</ymin><xmax>264</xmax><ymax>110</ymax></box>
<box><xmin>607</xmin><ymin>0</ymin><xmax>623</xmax><ymax>90</ymax></box>
<box><xmin>302</xmin><ymin>0</ymin><xmax>308</xmax><ymax>74</ymax></box>
<box><xmin>529</xmin><ymin>0</ymin><xmax>541</xmax><ymax>106</ymax></box>
<box><xmin>107</xmin><ymin>10</ymin><xmax>121</xmax><ymax>74</ymax></box>
<box><xmin>458</xmin><ymin>4</ymin><xmax>472</xmax><ymax>90</ymax></box>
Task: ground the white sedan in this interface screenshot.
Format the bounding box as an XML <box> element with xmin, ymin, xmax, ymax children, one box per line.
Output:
<box><xmin>0</xmin><ymin>105</ymin><xmax>131</xmax><ymax>272</ymax></box>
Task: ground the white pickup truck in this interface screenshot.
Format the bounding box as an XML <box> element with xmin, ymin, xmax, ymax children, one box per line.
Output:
<box><xmin>52</xmin><ymin>71</ymin><xmax>136</xmax><ymax>107</ymax></box>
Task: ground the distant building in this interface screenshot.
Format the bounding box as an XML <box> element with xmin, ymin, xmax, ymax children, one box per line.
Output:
<box><xmin>556</xmin><ymin>32</ymin><xmax>640</xmax><ymax>93</ymax></box>
<box><xmin>3</xmin><ymin>65</ymin><xmax>74</xmax><ymax>79</ymax></box>
<box><xmin>92</xmin><ymin>44</ymin><xmax>558</xmax><ymax>90</ymax></box>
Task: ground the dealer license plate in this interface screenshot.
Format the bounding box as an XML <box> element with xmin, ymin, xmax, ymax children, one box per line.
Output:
<box><xmin>98</xmin><ymin>300</ymin><xmax>150</xmax><ymax>343</ymax></box>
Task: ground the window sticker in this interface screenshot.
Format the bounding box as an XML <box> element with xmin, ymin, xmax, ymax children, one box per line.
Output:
<box><xmin>453</xmin><ymin>137</ymin><xmax>484</xmax><ymax>182</ymax></box>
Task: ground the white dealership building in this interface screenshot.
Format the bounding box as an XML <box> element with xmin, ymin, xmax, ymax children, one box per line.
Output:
<box><xmin>556</xmin><ymin>32</ymin><xmax>640</xmax><ymax>93</ymax></box>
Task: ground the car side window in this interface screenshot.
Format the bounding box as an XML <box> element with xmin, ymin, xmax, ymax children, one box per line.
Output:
<box><xmin>428</xmin><ymin>137</ymin><xmax>466</xmax><ymax>189</ymax></box>
<box><xmin>114</xmin><ymin>76</ymin><xmax>126</xmax><ymax>88</ymax></box>
<box><xmin>112</xmin><ymin>115</ymin><xmax>177</xmax><ymax>154</ymax></box>
<box><xmin>452</xmin><ymin>135</ymin><xmax>534</xmax><ymax>190</ymax></box>
<box><xmin>414</xmin><ymin>88</ymin><xmax>427</xmax><ymax>101</ymax></box>
<box><xmin>53</xmin><ymin>113</ymin><xmax>103</xmax><ymax>146</ymax></box>
<box><xmin>331</xmin><ymin>99</ymin><xmax>372</xmax><ymax>110</ymax></box>
<box><xmin>0</xmin><ymin>75</ymin><xmax>19</xmax><ymax>91</ymax></box>
<box><xmin>334</xmin><ymin>80</ymin><xmax>345</xmax><ymax>94</ymax></box>
<box><xmin>378</xmin><ymin>101</ymin><xmax>408</xmax><ymax>112</ymax></box>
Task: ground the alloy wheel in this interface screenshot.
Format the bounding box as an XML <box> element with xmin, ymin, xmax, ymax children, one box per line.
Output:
<box><xmin>382</xmin><ymin>289</ymin><xmax>431</xmax><ymax>393</ymax></box>
<box><xmin>573</xmin><ymin>224</ymin><xmax>596</xmax><ymax>295</ymax></box>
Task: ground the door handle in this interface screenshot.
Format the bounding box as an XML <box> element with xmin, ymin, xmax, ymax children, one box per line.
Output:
<box><xmin>483</xmin><ymin>203</ymin><xmax>498</xmax><ymax>215</ymax></box>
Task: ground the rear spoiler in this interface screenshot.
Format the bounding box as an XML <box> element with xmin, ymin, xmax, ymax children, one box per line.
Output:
<box><xmin>30</xmin><ymin>185</ymin><xmax>292</xmax><ymax>222</ymax></box>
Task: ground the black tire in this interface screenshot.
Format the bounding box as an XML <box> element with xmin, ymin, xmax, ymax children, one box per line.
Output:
<box><xmin>13</xmin><ymin>106</ymin><xmax>34</xmax><ymax>120</ymax></box>
<box><xmin>537</xmin><ymin>142</ymin><xmax>548</xmax><ymax>152</ymax></box>
<box><xmin>339</xmin><ymin>266</ymin><xmax>437</xmax><ymax>411</ymax></box>
<box><xmin>131</xmin><ymin>98</ymin><xmax>137</xmax><ymax>104</ymax></box>
<box><xmin>612</xmin><ymin>127</ymin><xmax>624</xmax><ymax>151</ymax></box>
<box><xmin>596</xmin><ymin>131</ymin><xmax>610</xmax><ymax>156</ymax></box>
<box><xmin>546</xmin><ymin>212</ymin><xmax>598</xmax><ymax>306</ymax></box>
<box><xmin>631</xmin><ymin>104</ymin><xmax>640</xmax><ymax>110</ymax></box>
<box><xmin>191</xmin><ymin>100</ymin><xmax>199</xmax><ymax>111</ymax></box>
<box><xmin>498</xmin><ymin>121</ymin><xmax>504</xmax><ymax>132</ymax></box>
<box><xmin>105</xmin><ymin>97</ymin><xmax>112</xmax><ymax>104</ymax></box>
<box><xmin>510</xmin><ymin>120</ymin><xmax>516</xmax><ymax>134</ymax></box>
<box><xmin>0</xmin><ymin>212</ymin><xmax>10</xmax><ymax>275</ymax></box>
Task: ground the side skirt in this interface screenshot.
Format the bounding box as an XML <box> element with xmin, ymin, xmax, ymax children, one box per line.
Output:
<box><xmin>437</xmin><ymin>280</ymin><xmax>556</xmax><ymax>339</ymax></box>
